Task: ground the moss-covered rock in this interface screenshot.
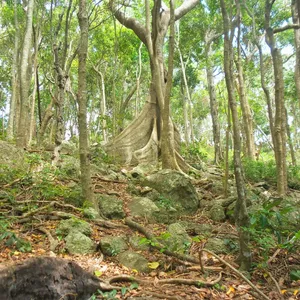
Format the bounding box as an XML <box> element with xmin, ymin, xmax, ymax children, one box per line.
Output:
<box><xmin>57</xmin><ymin>218</ymin><xmax>92</xmax><ymax>236</ymax></box>
<box><xmin>65</xmin><ymin>231</ymin><xmax>95</xmax><ymax>254</ymax></box>
<box><xmin>98</xmin><ymin>194</ymin><xmax>125</xmax><ymax>219</ymax></box>
<box><xmin>99</xmin><ymin>236</ymin><xmax>128</xmax><ymax>256</ymax></box>
<box><xmin>118</xmin><ymin>251</ymin><xmax>150</xmax><ymax>273</ymax></box>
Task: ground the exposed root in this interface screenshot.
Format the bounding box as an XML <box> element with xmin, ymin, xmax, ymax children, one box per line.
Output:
<box><xmin>37</xmin><ymin>226</ymin><xmax>59</xmax><ymax>251</ymax></box>
<box><xmin>199</xmin><ymin>249</ymin><xmax>270</xmax><ymax>300</ymax></box>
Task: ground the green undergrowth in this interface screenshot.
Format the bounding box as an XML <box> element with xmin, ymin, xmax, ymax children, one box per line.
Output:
<box><xmin>242</xmin><ymin>158</ymin><xmax>300</xmax><ymax>189</ymax></box>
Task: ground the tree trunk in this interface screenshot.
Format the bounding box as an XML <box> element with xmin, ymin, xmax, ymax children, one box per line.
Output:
<box><xmin>235</xmin><ymin>3</ymin><xmax>255</xmax><ymax>159</ymax></box>
<box><xmin>220</xmin><ymin>0</ymin><xmax>251</xmax><ymax>271</ymax></box>
<box><xmin>265</xmin><ymin>0</ymin><xmax>288</xmax><ymax>196</ymax></box>
<box><xmin>205</xmin><ymin>35</ymin><xmax>222</xmax><ymax>164</ymax></box>
<box><xmin>52</xmin><ymin>0</ymin><xmax>75</xmax><ymax>165</ymax></box>
<box><xmin>78</xmin><ymin>0</ymin><xmax>95</xmax><ymax>208</ymax></box>
<box><xmin>107</xmin><ymin>0</ymin><xmax>198</xmax><ymax>170</ymax></box>
<box><xmin>7</xmin><ymin>0</ymin><xmax>19</xmax><ymax>141</ymax></box>
<box><xmin>292</xmin><ymin>0</ymin><xmax>300</xmax><ymax>108</ymax></box>
<box><xmin>16</xmin><ymin>0</ymin><xmax>34</xmax><ymax>148</ymax></box>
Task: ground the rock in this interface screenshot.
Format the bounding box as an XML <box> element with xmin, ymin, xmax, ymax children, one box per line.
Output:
<box><xmin>57</xmin><ymin>218</ymin><xmax>92</xmax><ymax>236</ymax></box>
<box><xmin>129</xmin><ymin>164</ymin><xmax>157</xmax><ymax>179</ymax></box>
<box><xmin>99</xmin><ymin>236</ymin><xmax>128</xmax><ymax>256</ymax></box>
<box><xmin>118</xmin><ymin>251</ymin><xmax>150</xmax><ymax>273</ymax></box>
<box><xmin>0</xmin><ymin>141</ymin><xmax>27</xmax><ymax>170</ymax></box>
<box><xmin>141</xmin><ymin>170</ymin><xmax>199</xmax><ymax>215</ymax></box>
<box><xmin>83</xmin><ymin>207</ymin><xmax>100</xmax><ymax>219</ymax></box>
<box><xmin>209</xmin><ymin>204</ymin><xmax>226</xmax><ymax>222</ymax></box>
<box><xmin>205</xmin><ymin>238</ymin><xmax>227</xmax><ymax>254</ymax></box>
<box><xmin>98</xmin><ymin>194</ymin><xmax>125</xmax><ymax>219</ymax></box>
<box><xmin>179</xmin><ymin>221</ymin><xmax>213</xmax><ymax>236</ymax></box>
<box><xmin>65</xmin><ymin>231</ymin><xmax>95</xmax><ymax>254</ymax></box>
<box><xmin>164</xmin><ymin>223</ymin><xmax>192</xmax><ymax>253</ymax></box>
<box><xmin>128</xmin><ymin>197</ymin><xmax>160</xmax><ymax>222</ymax></box>
<box><xmin>129</xmin><ymin>236</ymin><xmax>150</xmax><ymax>251</ymax></box>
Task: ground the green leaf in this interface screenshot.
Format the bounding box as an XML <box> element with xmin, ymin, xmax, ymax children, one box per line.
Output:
<box><xmin>290</xmin><ymin>270</ymin><xmax>300</xmax><ymax>281</ymax></box>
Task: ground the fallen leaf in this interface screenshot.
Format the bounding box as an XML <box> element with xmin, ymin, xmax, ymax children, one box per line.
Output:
<box><xmin>148</xmin><ymin>261</ymin><xmax>159</xmax><ymax>269</ymax></box>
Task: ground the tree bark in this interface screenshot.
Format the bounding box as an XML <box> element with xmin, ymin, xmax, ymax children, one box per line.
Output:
<box><xmin>78</xmin><ymin>0</ymin><xmax>95</xmax><ymax>208</ymax></box>
<box><xmin>265</xmin><ymin>0</ymin><xmax>288</xmax><ymax>196</ymax></box>
<box><xmin>205</xmin><ymin>33</ymin><xmax>222</xmax><ymax>164</ymax></box>
<box><xmin>235</xmin><ymin>1</ymin><xmax>255</xmax><ymax>159</ymax></box>
<box><xmin>292</xmin><ymin>0</ymin><xmax>300</xmax><ymax>108</ymax></box>
<box><xmin>16</xmin><ymin>0</ymin><xmax>34</xmax><ymax>148</ymax></box>
<box><xmin>220</xmin><ymin>0</ymin><xmax>251</xmax><ymax>271</ymax></box>
<box><xmin>7</xmin><ymin>0</ymin><xmax>19</xmax><ymax>141</ymax></box>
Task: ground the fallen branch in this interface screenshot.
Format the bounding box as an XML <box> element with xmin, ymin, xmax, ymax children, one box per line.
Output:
<box><xmin>266</xmin><ymin>271</ymin><xmax>283</xmax><ymax>299</ymax></box>
<box><xmin>92</xmin><ymin>175</ymin><xmax>126</xmax><ymax>184</ymax></box>
<box><xmin>108</xmin><ymin>272</ymin><xmax>222</xmax><ymax>287</ymax></box>
<box><xmin>199</xmin><ymin>249</ymin><xmax>270</xmax><ymax>300</ymax></box>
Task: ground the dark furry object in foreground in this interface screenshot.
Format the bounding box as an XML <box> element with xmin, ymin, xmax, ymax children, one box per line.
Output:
<box><xmin>0</xmin><ymin>256</ymin><xmax>100</xmax><ymax>300</ymax></box>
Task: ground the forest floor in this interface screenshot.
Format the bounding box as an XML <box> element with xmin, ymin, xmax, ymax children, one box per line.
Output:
<box><xmin>0</xmin><ymin>165</ymin><xmax>300</xmax><ymax>300</ymax></box>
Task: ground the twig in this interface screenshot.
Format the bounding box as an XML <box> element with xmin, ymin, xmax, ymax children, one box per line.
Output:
<box><xmin>199</xmin><ymin>249</ymin><xmax>270</xmax><ymax>300</ymax></box>
<box><xmin>3</xmin><ymin>178</ymin><xmax>22</xmax><ymax>188</ymax></box>
<box><xmin>266</xmin><ymin>271</ymin><xmax>283</xmax><ymax>299</ymax></box>
<box><xmin>267</xmin><ymin>248</ymin><xmax>281</xmax><ymax>265</ymax></box>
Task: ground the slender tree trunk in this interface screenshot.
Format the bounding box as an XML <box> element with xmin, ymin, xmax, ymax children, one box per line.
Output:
<box><xmin>205</xmin><ymin>37</ymin><xmax>222</xmax><ymax>164</ymax></box>
<box><xmin>16</xmin><ymin>0</ymin><xmax>34</xmax><ymax>148</ymax></box>
<box><xmin>28</xmin><ymin>27</ymin><xmax>41</xmax><ymax>145</ymax></box>
<box><xmin>285</xmin><ymin>108</ymin><xmax>296</xmax><ymax>166</ymax></box>
<box><xmin>136</xmin><ymin>42</ymin><xmax>143</xmax><ymax>117</ymax></box>
<box><xmin>235</xmin><ymin>1</ymin><xmax>255</xmax><ymax>159</ymax></box>
<box><xmin>178</xmin><ymin>45</ymin><xmax>192</xmax><ymax>145</ymax></box>
<box><xmin>292</xmin><ymin>0</ymin><xmax>300</xmax><ymax>108</ymax></box>
<box><xmin>224</xmin><ymin>100</ymin><xmax>231</xmax><ymax>197</ymax></box>
<box><xmin>265</xmin><ymin>0</ymin><xmax>288</xmax><ymax>196</ymax></box>
<box><xmin>7</xmin><ymin>0</ymin><xmax>19</xmax><ymax>141</ymax></box>
<box><xmin>220</xmin><ymin>0</ymin><xmax>251</xmax><ymax>271</ymax></box>
<box><xmin>78</xmin><ymin>0</ymin><xmax>95</xmax><ymax>207</ymax></box>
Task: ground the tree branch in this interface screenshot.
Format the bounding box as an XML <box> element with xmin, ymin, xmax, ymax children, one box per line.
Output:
<box><xmin>109</xmin><ymin>1</ymin><xmax>147</xmax><ymax>45</ymax></box>
<box><xmin>274</xmin><ymin>23</ymin><xmax>300</xmax><ymax>33</ymax></box>
<box><xmin>175</xmin><ymin>0</ymin><xmax>199</xmax><ymax>21</ymax></box>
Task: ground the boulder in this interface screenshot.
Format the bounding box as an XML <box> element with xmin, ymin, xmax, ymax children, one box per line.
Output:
<box><xmin>164</xmin><ymin>223</ymin><xmax>192</xmax><ymax>254</ymax></box>
<box><xmin>118</xmin><ymin>251</ymin><xmax>150</xmax><ymax>273</ymax></box>
<box><xmin>209</xmin><ymin>204</ymin><xmax>226</xmax><ymax>222</ymax></box>
<box><xmin>57</xmin><ymin>218</ymin><xmax>92</xmax><ymax>236</ymax></box>
<box><xmin>128</xmin><ymin>236</ymin><xmax>150</xmax><ymax>251</ymax></box>
<box><xmin>83</xmin><ymin>207</ymin><xmax>100</xmax><ymax>219</ymax></box>
<box><xmin>128</xmin><ymin>197</ymin><xmax>160</xmax><ymax>222</ymax></box>
<box><xmin>179</xmin><ymin>221</ymin><xmax>213</xmax><ymax>236</ymax></box>
<box><xmin>0</xmin><ymin>141</ymin><xmax>27</xmax><ymax>170</ymax></box>
<box><xmin>141</xmin><ymin>170</ymin><xmax>199</xmax><ymax>214</ymax></box>
<box><xmin>205</xmin><ymin>238</ymin><xmax>227</xmax><ymax>254</ymax></box>
<box><xmin>99</xmin><ymin>236</ymin><xmax>128</xmax><ymax>256</ymax></box>
<box><xmin>98</xmin><ymin>194</ymin><xmax>125</xmax><ymax>219</ymax></box>
<box><xmin>65</xmin><ymin>231</ymin><xmax>95</xmax><ymax>254</ymax></box>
